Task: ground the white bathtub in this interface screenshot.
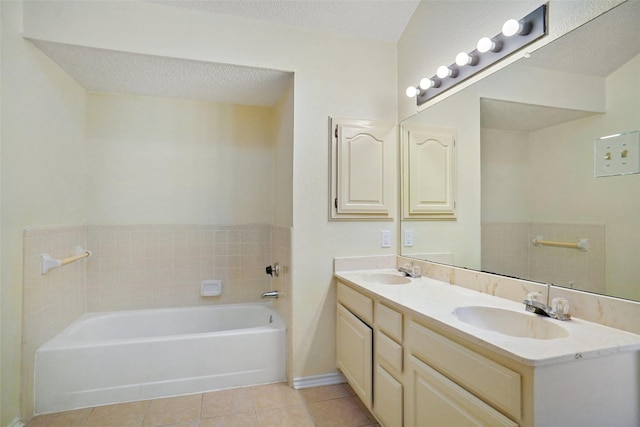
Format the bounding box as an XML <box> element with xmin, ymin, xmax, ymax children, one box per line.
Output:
<box><xmin>34</xmin><ymin>303</ymin><xmax>286</xmax><ymax>414</ymax></box>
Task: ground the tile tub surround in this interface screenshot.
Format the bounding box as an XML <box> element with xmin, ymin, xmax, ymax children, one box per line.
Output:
<box><xmin>482</xmin><ymin>222</ymin><xmax>606</xmax><ymax>295</ymax></box>
<box><xmin>22</xmin><ymin>223</ymin><xmax>289</xmax><ymax>421</ymax></box>
<box><xmin>335</xmin><ymin>255</ymin><xmax>640</xmax><ymax>336</ymax></box>
<box><xmin>86</xmin><ymin>224</ymin><xmax>273</xmax><ymax>311</ymax></box>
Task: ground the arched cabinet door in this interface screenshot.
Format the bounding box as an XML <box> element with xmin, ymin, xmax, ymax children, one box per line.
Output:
<box><xmin>330</xmin><ymin>117</ymin><xmax>395</xmax><ymax>220</ymax></box>
<box><xmin>401</xmin><ymin>124</ymin><xmax>456</xmax><ymax>220</ymax></box>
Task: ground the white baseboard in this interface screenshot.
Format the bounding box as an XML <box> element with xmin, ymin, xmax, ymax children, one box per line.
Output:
<box><xmin>6</xmin><ymin>417</ymin><xmax>25</xmax><ymax>427</ymax></box>
<box><xmin>292</xmin><ymin>372</ymin><xmax>346</xmax><ymax>389</ymax></box>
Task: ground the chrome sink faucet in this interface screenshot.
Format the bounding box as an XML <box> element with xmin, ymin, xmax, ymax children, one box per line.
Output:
<box><xmin>398</xmin><ymin>262</ymin><xmax>421</xmax><ymax>278</ymax></box>
<box><xmin>524</xmin><ymin>284</ymin><xmax>571</xmax><ymax>321</ymax></box>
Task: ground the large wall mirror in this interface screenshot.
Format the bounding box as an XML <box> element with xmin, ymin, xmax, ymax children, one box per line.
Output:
<box><xmin>400</xmin><ymin>0</ymin><xmax>640</xmax><ymax>302</ymax></box>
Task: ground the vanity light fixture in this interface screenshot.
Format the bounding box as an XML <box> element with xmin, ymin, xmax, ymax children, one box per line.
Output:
<box><xmin>407</xmin><ymin>4</ymin><xmax>547</xmax><ymax>106</ymax></box>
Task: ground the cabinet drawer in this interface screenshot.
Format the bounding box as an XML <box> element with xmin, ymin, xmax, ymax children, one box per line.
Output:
<box><xmin>337</xmin><ymin>282</ymin><xmax>373</xmax><ymax>324</ymax></box>
<box><xmin>376</xmin><ymin>330</ymin><xmax>403</xmax><ymax>373</ymax></box>
<box><xmin>408</xmin><ymin>321</ymin><xmax>521</xmax><ymax>420</ymax></box>
<box><xmin>375</xmin><ymin>302</ymin><xmax>403</xmax><ymax>342</ymax></box>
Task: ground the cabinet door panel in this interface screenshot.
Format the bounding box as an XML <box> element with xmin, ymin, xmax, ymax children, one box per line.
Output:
<box><xmin>337</xmin><ymin>304</ymin><xmax>372</xmax><ymax>408</ymax></box>
<box><xmin>407</xmin><ymin>356</ymin><xmax>518</xmax><ymax>427</ymax></box>
<box><xmin>330</xmin><ymin>117</ymin><xmax>395</xmax><ymax>219</ymax></box>
<box><xmin>374</xmin><ymin>364</ymin><xmax>403</xmax><ymax>427</ymax></box>
<box><xmin>408</xmin><ymin>321</ymin><xmax>521</xmax><ymax>419</ymax></box>
<box><xmin>401</xmin><ymin>125</ymin><xmax>456</xmax><ymax>219</ymax></box>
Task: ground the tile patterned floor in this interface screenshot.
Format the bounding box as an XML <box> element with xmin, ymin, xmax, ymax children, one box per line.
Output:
<box><xmin>25</xmin><ymin>383</ymin><xmax>381</xmax><ymax>427</ymax></box>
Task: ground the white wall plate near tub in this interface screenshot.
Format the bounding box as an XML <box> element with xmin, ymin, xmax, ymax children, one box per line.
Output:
<box><xmin>594</xmin><ymin>130</ymin><xmax>640</xmax><ymax>177</ymax></box>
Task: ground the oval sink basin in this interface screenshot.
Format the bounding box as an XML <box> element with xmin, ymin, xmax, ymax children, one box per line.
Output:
<box><xmin>360</xmin><ymin>273</ymin><xmax>411</xmax><ymax>285</ymax></box>
<box><xmin>453</xmin><ymin>306</ymin><xmax>569</xmax><ymax>340</ymax></box>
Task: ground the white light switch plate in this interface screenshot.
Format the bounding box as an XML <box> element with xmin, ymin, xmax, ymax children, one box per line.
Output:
<box><xmin>404</xmin><ymin>229</ymin><xmax>413</xmax><ymax>247</ymax></box>
<box><xmin>594</xmin><ymin>131</ymin><xmax>640</xmax><ymax>177</ymax></box>
<box><xmin>381</xmin><ymin>230</ymin><xmax>391</xmax><ymax>248</ymax></box>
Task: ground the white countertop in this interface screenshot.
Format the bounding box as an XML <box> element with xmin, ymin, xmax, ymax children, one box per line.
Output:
<box><xmin>335</xmin><ymin>269</ymin><xmax>640</xmax><ymax>366</ymax></box>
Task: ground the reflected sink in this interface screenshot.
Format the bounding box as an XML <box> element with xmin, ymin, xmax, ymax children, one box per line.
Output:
<box><xmin>360</xmin><ymin>273</ymin><xmax>411</xmax><ymax>285</ymax></box>
<box><xmin>453</xmin><ymin>306</ymin><xmax>569</xmax><ymax>340</ymax></box>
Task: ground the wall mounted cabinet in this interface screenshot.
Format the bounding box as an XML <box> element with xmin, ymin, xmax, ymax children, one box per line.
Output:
<box><xmin>330</xmin><ymin>117</ymin><xmax>396</xmax><ymax>220</ymax></box>
<box><xmin>401</xmin><ymin>125</ymin><xmax>456</xmax><ymax>220</ymax></box>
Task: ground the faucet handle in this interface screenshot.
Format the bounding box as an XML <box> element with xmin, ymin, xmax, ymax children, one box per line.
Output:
<box><xmin>265</xmin><ymin>263</ymin><xmax>280</xmax><ymax>277</ymax></box>
<box><xmin>552</xmin><ymin>297</ymin><xmax>570</xmax><ymax>315</ymax></box>
<box><xmin>527</xmin><ymin>291</ymin><xmax>543</xmax><ymax>303</ymax></box>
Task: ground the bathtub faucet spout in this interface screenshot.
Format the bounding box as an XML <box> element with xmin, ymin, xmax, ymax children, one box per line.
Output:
<box><xmin>261</xmin><ymin>290</ymin><xmax>282</xmax><ymax>299</ymax></box>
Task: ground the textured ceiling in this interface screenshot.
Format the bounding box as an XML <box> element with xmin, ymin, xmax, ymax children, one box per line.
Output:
<box><xmin>480</xmin><ymin>99</ymin><xmax>600</xmax><ymax>132</ymax></box>
<box><xmin>29</xmin><ymin>39</ymin><xmax>293</xmax><ymax>107</ymax></box>
<box><xmin>151</xmin><ymin>0</ymin><xmax>420</xmax><ymax>42</ymax></box>
<box><xmin>28</xmin><ymin>0</ymin><xmax>419</xmax><ymax>106</ymax></box>
<box><xmin>523</xmin><ymin>0</ymin><xmax>640</xmax><ymax>77</ymax></box>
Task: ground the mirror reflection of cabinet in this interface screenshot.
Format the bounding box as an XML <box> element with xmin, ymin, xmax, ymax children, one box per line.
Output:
<box><xmin>401</xmin><ymin>125</ymin><xmax>456</xmax><ymax>220</ymax></box>
<box><xmin>330</xmin><ymin>117</ymin><xmax>395</xmax><ymax>220</ymax></box>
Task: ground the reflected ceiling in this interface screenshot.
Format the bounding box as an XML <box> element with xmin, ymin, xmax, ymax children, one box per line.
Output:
<box><xmin>480</xmin><ymin>99</ymin><xmax>601</xmax><ymax>132</ymax></box>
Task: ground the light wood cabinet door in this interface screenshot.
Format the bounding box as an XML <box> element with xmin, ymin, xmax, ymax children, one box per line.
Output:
<box><xmin>336</xmin><ymin>304</ymin><xmax>373</xmax><ymax>408</ymax></box>
<box><xmin>374</xmin><ymin>364</ymin><xmax>403</xmax><ymax>427</ymax></box>
<box><xmin>401</xmin><ymin>124</ymin><xmax>456</xmax><ymax>220</ymax></box>
<box><xmin>406</xmin><ymin>355</ymin><xmax>518</xmax><ymax>427</ymax></box>
<box><xmin>330</xmin><ymin>117</ymin><xmax>395</xmax><ymax>220</ymax></box>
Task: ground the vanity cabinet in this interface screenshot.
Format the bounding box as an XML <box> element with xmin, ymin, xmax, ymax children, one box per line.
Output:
<box><xmin>336</xmin><ymin>280</ymin><xmax>526</xmax><ymax>427</ymax></box>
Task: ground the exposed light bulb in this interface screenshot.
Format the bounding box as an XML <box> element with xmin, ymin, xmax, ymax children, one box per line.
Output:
<box><xmin>436</xmin><ymin>65</ymin><xmax>457</xmax><ymax>79</ymax></box>
<box><xmin>405</xmin><ymin>86</ymin><xmax>420</xmax><ymax>97</ymax></box>
<box><xmin>502</xmin><ymin>18</ymin><xmax>522</xmax><ymax>37</ymax></box>
<box><xmin>455</xmin><ymin>52</ymin><xmax>478</xmax><ymax>67</ymax></box>
<box><xmin>477</xmin><ymin>37</ymin><xmax>502</xmax><ymax>53</ymax></box>
<box><xmin>419</xmin><ymin>78</ymin><xmax>440</xmax><ymax>90</ymax></box>
<box><xmin>436</xmin><ymin>66</ymin><xmax>449</xmax><ymax>78</ymax></box>
<box><xmin>477</xmin><ymin>37</ymin><xmax>493</xmax><ymax>53</ymax></box>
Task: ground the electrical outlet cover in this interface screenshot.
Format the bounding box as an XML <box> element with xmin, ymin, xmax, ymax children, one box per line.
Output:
<box><xmin>594</xmin><ymin>130</ymin><xmax>640</xmax><ymax>177</ymax></box>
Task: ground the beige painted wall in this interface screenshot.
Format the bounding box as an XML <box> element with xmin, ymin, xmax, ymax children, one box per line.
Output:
<box><xmin>1</xmin><ymin>2</ymin><xmax>86</xmax><ymax>425</ymax></box>
<box><xmin>85</xmin><ymin>93</ymin><xmax>278</xmax><ymax>224</ymax></box>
